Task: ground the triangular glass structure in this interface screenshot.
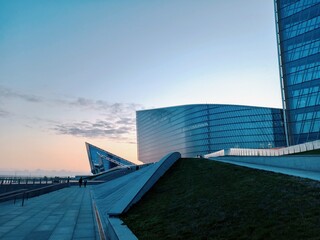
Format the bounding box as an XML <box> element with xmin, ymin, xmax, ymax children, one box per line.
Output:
<box><xmin>85</xmin><ymin>142</ymin><xmax>135</xmax><ymax>174</ymax></box>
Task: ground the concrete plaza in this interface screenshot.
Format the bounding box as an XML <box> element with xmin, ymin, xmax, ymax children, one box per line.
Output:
<box><xmin>0</xmin><ymin>186</ymin><xmax>98</xmax><ymax>240</ymax></box>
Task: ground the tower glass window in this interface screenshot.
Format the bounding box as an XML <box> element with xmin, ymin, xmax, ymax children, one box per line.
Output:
<box><xmin>274</xmin><ymin>0</ymin><xmax>320</xmax><ymax>145</ymax></box>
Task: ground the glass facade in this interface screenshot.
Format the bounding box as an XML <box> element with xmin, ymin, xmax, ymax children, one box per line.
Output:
<box><xmin>137</xmin><ymin>104</ymin><xmax>286</xmax><ymax>163</ymax></box>
<box><xmin>86</xmin><ymin>142</ymin><xmax>134</xmax><ymax>174</ymax></box>
<box><xmin>275</xmin><ymin>0</ymin><xmax>320</xmax><ymax>145</ymax></box>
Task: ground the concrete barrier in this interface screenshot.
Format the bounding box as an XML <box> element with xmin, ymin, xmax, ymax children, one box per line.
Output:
<box><xmin>204</xmin><ymin>140</ymin><xmax>320</xmax><ymax>158</ymax></box>
<box><xmin>106</xmin><ymin>217</ymin><xmax>138</xmax><ymax>240</ymax></box>
<box><xmin>105</xmin><ymin>152</ymin><xmax>181</xmax><ymax>240</ymax></box>
<box><xmin>108</xmin><ymin>152</ymin><xmax>181</xmax><ymax>215</ymax></box>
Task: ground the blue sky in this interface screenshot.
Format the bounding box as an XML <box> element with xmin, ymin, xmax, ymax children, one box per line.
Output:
<box><xmin>0</xmin><ymin>0</ymin><xmax>283</xmax><ymax>175</ymax></box>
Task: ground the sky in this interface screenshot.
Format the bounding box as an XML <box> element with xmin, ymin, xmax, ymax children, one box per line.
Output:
<box><xmin>0</xmin><ymin>0</ymin><xmax>283</xmax><ymax>176</ymax></box>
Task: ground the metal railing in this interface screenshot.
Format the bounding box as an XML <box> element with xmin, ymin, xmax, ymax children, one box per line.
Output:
<box><xmin>0</xmin><ymin>189</ymin><xmax>28</xmax><ymax>204</ymax></box>
<box><xmin>0</xmin><ymin>176</ymin><xmax>71</xmax><ymax>185</ymax></box>
<box><xmin>0</xmin><ymin>183</ymin><xmax>69</xmax><ymax>206</ymax></box>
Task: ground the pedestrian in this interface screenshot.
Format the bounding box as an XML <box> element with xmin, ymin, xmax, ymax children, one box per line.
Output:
<box><xmin>84</xmin><ymin>179</ymin><xmax>87</xmax><ymax>188</ymax></box>
<box><xmin>79</xmin><ymin>177</ymin><xmax>83</xmax><ymax>188</ymax></box>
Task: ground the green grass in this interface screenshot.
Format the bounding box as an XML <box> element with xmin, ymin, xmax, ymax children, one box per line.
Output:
<box><xmin>121</xmin><ymin>158</ymin><xmax>320</xmax><ymax>240</ymax></box>
<box><xmin>291</xmin><ymin>149</ymin><xmax>320</xmax><ymax>155</ymax></box>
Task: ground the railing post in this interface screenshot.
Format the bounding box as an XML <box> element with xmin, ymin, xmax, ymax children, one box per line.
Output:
<box><xmin>21</xmin><ymin>192</ymin><xmax>25</xmax><ymax>207</ymax></box>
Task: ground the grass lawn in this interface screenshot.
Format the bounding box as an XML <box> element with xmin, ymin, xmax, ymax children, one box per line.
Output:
<box><xmin>121</xmin><ymin>158</ymin><xmax>320</xmax><ymax>240</ymax></box>
<box><xmin>292</xmin><ymin>149</ymin><xmax>320</xmax><ymax>155</ymax></box>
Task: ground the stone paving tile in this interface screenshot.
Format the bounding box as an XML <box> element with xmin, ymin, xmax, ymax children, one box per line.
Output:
<box><xmin>36</xmin><ymin>224</ymin><xmax>56</xmax><ymax>231</ymax></box>
<box><xmin>25</xmin><ymin>230</ymin><xmax>53</xmax><ymax>239</ymax></box>
<box><xmin>2</xmin><ymin>230</ymin><xmax>30</xmax><ymax>238</ymax></box>
<box><xmin>2</xmin><ymin>221</ymin><xmax>22</xmax><ymax>226</ymax></box>
<box><xmin>49</xmin><ymin>233</ymin><xmax>73</xmax><ymax>240</ymax></box>
<box><xmin>0</xmin><ymin>225</ymin><xmax>17</xmax><ymax>235</ymax></box>
<box><xmin>76</xmin><ymin>219</ymin><xmax>93</xmax><ymax>224</ymax></box>
<box><xmin>51</xmin><ymin>227</ymin><xmax>74</xmax><ymax>235</ymax></box>
<box><xmin>2</xmin><ymin>236</ymin><xmax>25</xmax><ymax>240</ymax></box>
<box><xmin>56</xmin><ymin>221</ymin><xmax>75</xmax><ymax>227</ymax></box>
<box><xmin>0</xmin><ymin>187</ymin><xmax>98</xmax><ymax>240</ymax></box>
<box><xmin>72</xmin><ymin>238</ymin><xmax>93</xmax><ymax>240</ymax></box>
<box><xmin>49</xmin><ymin>234</ymin><xmax>73</xmax><ymax>240</ymax></box>
<box><xmin>73</xmin><ymin>230</ymin><xmax>95</xmax><ymax>238</ymax></box>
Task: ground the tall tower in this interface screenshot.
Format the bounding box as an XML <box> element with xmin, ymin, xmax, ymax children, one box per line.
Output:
<box><xmin>274</xmin><ymin>0</ymin><xmax>320</xmax><ymax>146</ymax></box>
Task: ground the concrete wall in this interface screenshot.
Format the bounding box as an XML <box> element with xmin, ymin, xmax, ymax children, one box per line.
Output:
<box><xmin>205</xmin><ymin>140</ymin><xmax>320</xmax><ymax>158</ymax></box>
<box><xmin>105</xmin><ymin>152</ymin><xmax>181</xmax><ymax>240</ymax></box>
<box><xmin>216</xmin><ymin>156</ymin><xmax>320</xmax><ymax>172</ymax></box>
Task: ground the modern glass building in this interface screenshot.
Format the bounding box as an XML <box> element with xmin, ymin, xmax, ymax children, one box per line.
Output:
<box><xmin>137</xmin><ymin>104</ymin><xmax>286</xmax><ymax>163</ymax></box>
<box><xmin>274</xmin><ymin>0</ymin><xmax>320</xmax><ymax>145</ymax></box>
<box><xmin>86</xmin><ymin>142</ymin><xmax>135</xmax><ymax>174</ymax></box>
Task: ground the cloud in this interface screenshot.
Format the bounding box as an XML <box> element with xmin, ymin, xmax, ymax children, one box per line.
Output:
<box><xmin>53</xmin><ymin>118</ymin><xmax>136</xmax><ymax>142</ymax></box>
<box><xmin>0</xmin><ymin>108</ymin><xmax>11</xmax><ymax>118</ymax></box>
<box><xmin>115</xmin><ymin>117</ymin><xmax>135</xmax><ymax>125</ymax></box>
<box><xmin>0</xmin><ymin>86</ymin><xmax>42</xmax><ymax>103</ymax></box>
<box><xmin>60</xmin><ymin>97</ymin><xmax>143</xmax><ymax>114</ymax></box>
<box><xmin>0</xmin><ymin>86</ymin><xmax>144</xmax><ymax>116</ymax></box>
<box><xmin>0</xmin><ymin>85</ymin><xmax>143</xmax><ymax>143</ymax></box>
<box><xmin>50</xmin><ymin>99</ymin><xmax>142</xmax><ymax>142</ymax></box>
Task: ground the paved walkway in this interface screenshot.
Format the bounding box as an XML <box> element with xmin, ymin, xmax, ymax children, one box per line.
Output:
<box><xmin>0</xmin><ymin>186</ymin><xmax>99</xmax><ymax>240</ymax></box>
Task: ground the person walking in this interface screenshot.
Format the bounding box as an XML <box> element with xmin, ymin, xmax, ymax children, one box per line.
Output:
<box><xmin>79</xmin><ymin>177</ymin><xmax>83</xmax><ymax>188</ymax></box>
<box><xmin>84</xmin><ymin>179</ymin><xmax>87</xmax><ymax>188</ymax></box>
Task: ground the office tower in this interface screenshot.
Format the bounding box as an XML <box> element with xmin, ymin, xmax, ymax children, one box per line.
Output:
<box><xmin>274</xmin><ymin>0</ymin><xmax>320</xmax><ymax>145</ymax></box>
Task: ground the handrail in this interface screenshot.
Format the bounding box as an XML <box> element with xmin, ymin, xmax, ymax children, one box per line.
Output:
<box><xmin>0</xmin><ymin>189</ymin><xmax>27</xmax><ymax>204</ymax></box>
<box><xmin>22</xmin><ymin>183</ymin><xmax>69</xmax><ymax>205</ymax></box>
<box><xmin>0</xmin><ymin>183</ymin><xmax>69</xmax><ymax>206</ymax></box>
<box><xmin>0</xmin><ymin>189</ymin><xmax>27</xmax><ymax>198</ymax></box>
<box><xmin>0</xmin><ymin>176</ymin><xmax>71</xmax><ymax>185</ymax></box>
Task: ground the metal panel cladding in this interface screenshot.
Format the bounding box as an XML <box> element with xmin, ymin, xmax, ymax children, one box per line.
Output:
<box><xmin>274</xmin><ymin>0</ymin><xmax>320</xmax><ymax>145</ymax></box>
<box><xmin>136</xmin><ymin>104</ymin><xmax>286</xmax><ymax>163</ymax></box>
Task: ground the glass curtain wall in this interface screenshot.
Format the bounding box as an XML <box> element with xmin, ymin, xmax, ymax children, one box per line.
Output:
<box><xmin>136</xmin><ymin>104</ymin><xmax>286</xmax><ymax>163</ymax></box>
<box><xmin>275</xmin><ymin>0</ymin><xmax>320</xmax><ymax>145</ymax></box>
<box><xmin>86</xmin><ymin>142</ymin><xmax>134</xmax><ymax>174</ymax></box>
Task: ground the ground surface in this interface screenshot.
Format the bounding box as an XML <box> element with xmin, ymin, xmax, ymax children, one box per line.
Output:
<box><xmin>294</xmin><ymin>149</ymin><xmax>320</xmax><ymax>155</ymax></box>
<box><xmin>0</xmin><ymin>186</ymin><xmax>98</xmax><ymax>240</ymax></box>
<box><xmin>122</xmin><ymin>158</ymin><xmax>320</xmax><ymax>240</ymax></box>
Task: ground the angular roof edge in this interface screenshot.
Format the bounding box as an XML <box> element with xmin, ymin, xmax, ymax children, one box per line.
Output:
<box><xmin>85</xmin><ymin>142</ymin><xmax>136</xmax><ymax>166</ymax></box>
<box><xmin>136</xmin><ymin>103</ymin><xmax>283</xmax><ymax>112</ymax></box>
